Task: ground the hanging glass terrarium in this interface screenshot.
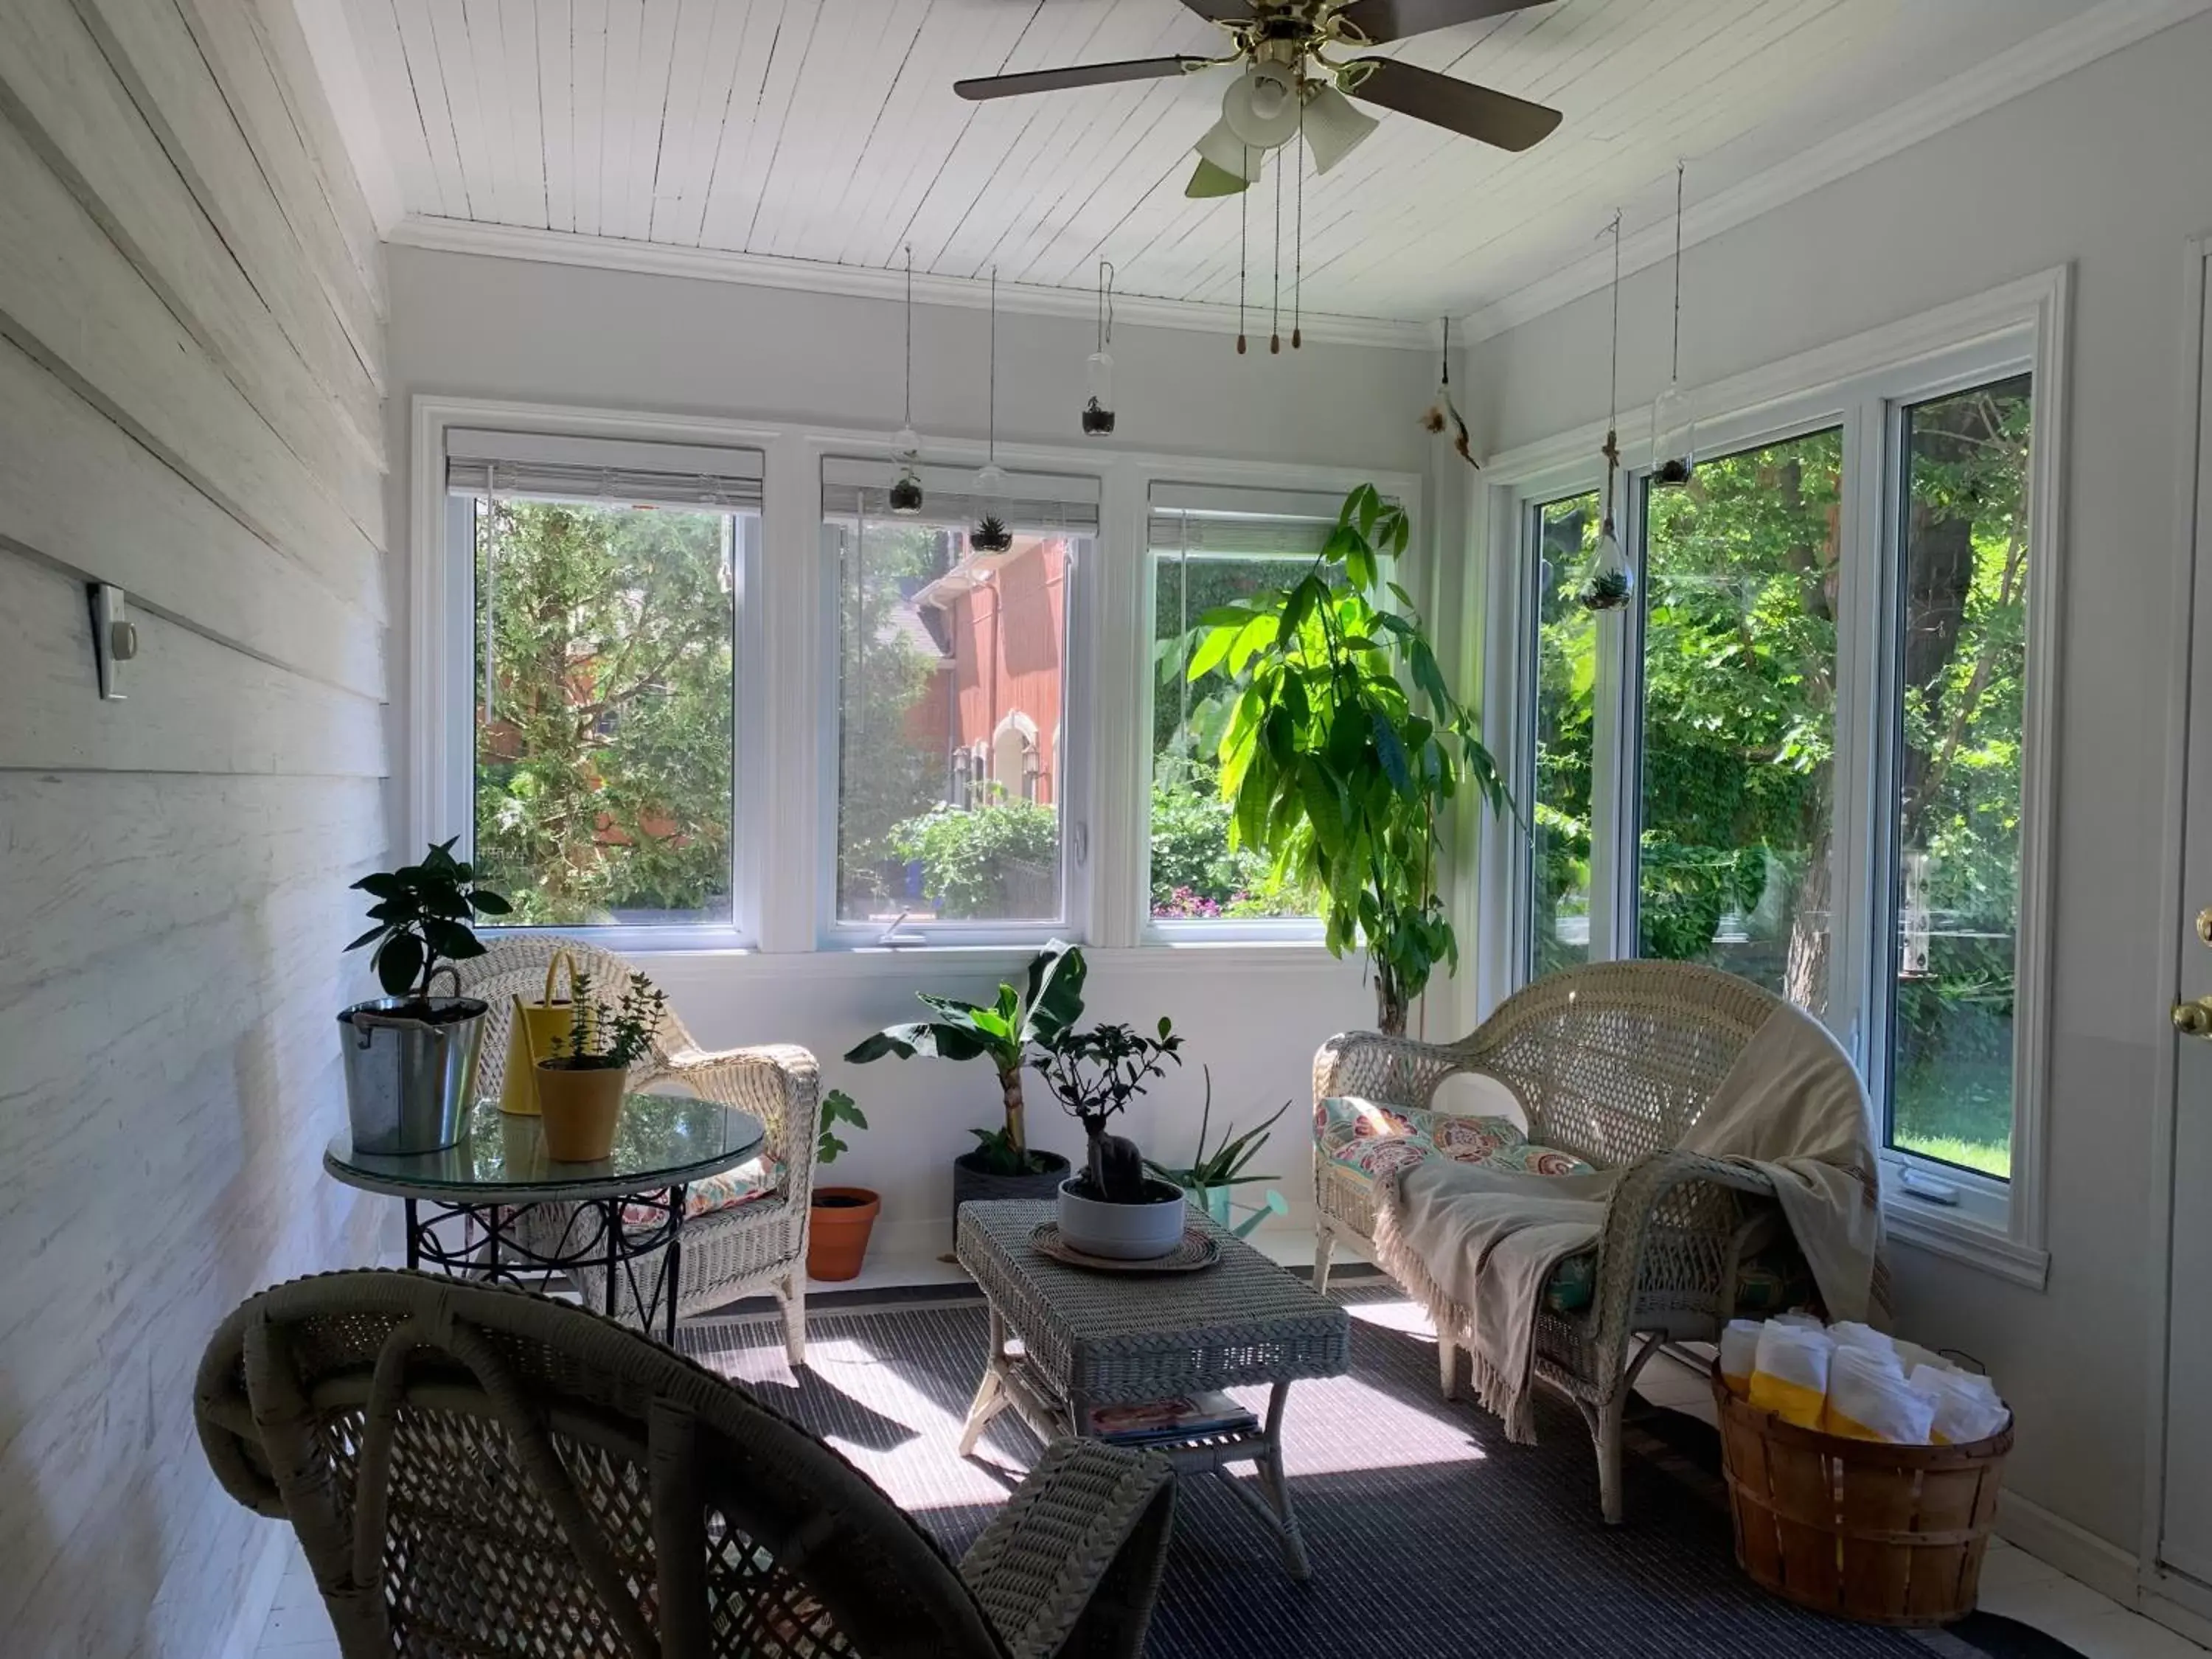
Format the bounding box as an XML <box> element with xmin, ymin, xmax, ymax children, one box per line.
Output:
<box><xmin>1082</xmin><ymin>261</ymin><xmax>1116</xmax><ymax>436</ymax></box>
<box><xmin>973</xmin><ymin>268</ymin><xmax>1012</xmax><ymax>552</ymax></box>
<box><xmin>1579</xmin><ymin>214</ymin><xmax>1635</xmax><ymax>613</ymax></box>
<box><xmin>1648</xmin><ymin>163</ymin><xmax>1696</xmax><ymax>487</ymax></box>
<box><xmin>890</xmin><ymin>247</ymin><xmax>925</xmax><ymax>515</ymax></box>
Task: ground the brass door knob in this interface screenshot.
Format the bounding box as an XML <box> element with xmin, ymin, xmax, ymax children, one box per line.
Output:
<box><xmin>2199</xmin><ymin>907</ymin><xmax>2212</xmax><ymax>948</ymax></box>
<box><xmin>2177</xmin><ymin>997</ymin><xmax>2212</xmax><ymax>1039</ymax></box>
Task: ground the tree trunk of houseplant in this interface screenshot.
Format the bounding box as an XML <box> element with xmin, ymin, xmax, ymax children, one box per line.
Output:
<box><xmin>1375</xmin><ymin>966</ymin><xmax>1409</xmax><ymax>1037</ymax></box>
<box><xmin>999</xmin><ymin>1065</ymin><xmax>1028</xmax><ymax>1159</ymax></box>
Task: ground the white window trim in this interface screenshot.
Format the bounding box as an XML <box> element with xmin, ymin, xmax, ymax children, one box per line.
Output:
<box><xmin>1472</xmin><ymin>268</ymin><xmax>2069</xmax><ymax>1286</ymax></box>
<box><xmin>412</xmin><ymin>395</ymin><xmax>1414</xmax><ymax>960</ymax></box>
<box><xmin>411</xmin><ymin>397</ymin><xmax>776</xmax><ymax>954</ymax></box>
<box><xmin>1134</xmin><ymin>467</ymin><xmax>1425</xmax><ymax>947</ymax></box>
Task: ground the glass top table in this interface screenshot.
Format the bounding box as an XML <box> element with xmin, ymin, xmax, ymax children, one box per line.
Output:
<box><xmin>324</xmin><ymin>1093</ymin><xmax>766</xmax><ymax>1341</ymax></box>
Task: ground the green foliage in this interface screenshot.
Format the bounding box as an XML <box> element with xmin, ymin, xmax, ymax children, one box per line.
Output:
<box><xmin>345</xmin><ymin>838</ymin><xmax>512</xmax><ymax>1000</ymax></box>
<box><xmin>888</xmin><ymin>799</ymin><xmax>1058</xmax><ymax>918</ymax></box>
<box><xmin>471</xmin><ymin>499</ymin><xmax>733</xmax><ymax>924</ymax></box>
<box><xmin>837</xmin><ymin>522</ymin><xmax>956</xmax><ymax>911</ymax></box>
<box><xmin>1144</xmin><ymin>1066</ymin><xmax>1285</xmax><ymax>1192</ymax></box>
<box><xmin>816</xmin><ymin>1088</ymin><xmax>868</xmax><ymax>1165</ymax></box>
<box><xmin>547</xmin><ymin>969</ymin><xmax>668</xmax><ymax>1071</ymax></box>
<box><xmin>844</xmin><ymin>941</ymin><xmax>1088</xmax><ymax>1168</ymax></box>
<box><xmin>1180</xmin><ymin>484</ymin><xmax>1509</xmax><ymax>1031</ymax></box>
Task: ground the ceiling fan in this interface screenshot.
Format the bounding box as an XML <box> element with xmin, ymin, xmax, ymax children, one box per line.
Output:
<box><xmin>953</xmin><ymin>0</ymin><xmax>1563</xmax><ymax>198</ymax></box>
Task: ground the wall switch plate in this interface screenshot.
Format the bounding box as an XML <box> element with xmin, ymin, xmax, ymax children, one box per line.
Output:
<box><xmin>87</xmin><ymin>582</ymin><xmax>136</xmax><ymax>700</ymax></box>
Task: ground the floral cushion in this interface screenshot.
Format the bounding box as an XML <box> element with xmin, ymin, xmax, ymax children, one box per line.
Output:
<box><xmin>1314</xmin><ymin>1096</ymin><xmax>1596</xmax><ymax>1184</ymax></box>
<box><xmin>619</xmin><ymin>1154</ymin><xmax>782</xmax><ymax>1230</ymax></box>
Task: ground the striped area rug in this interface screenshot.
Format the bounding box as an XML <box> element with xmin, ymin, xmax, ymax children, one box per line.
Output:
<box><xmin>678</xmin><ymin>1284</ymin><xmax>2067</xmax><ymax>1659</ymax></box>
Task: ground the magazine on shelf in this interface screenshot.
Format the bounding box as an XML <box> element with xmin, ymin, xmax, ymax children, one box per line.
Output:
<box><xmin>1084</xmin><ymin>1391</ymin><xmax>1259</xmax><ymax>1445</ymax></box>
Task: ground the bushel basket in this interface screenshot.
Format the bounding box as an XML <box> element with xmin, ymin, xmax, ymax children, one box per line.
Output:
<box><xmin>1711</xmin><ymin>1366</ymin><xmax>2013</xmax><ymax>1627</ymax></box>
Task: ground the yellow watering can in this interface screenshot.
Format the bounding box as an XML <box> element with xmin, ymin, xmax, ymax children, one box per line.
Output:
<box><xmin>497</xmin><ymin>950</ymin><xmax>589</xmax><ymax>1116</ymax></box>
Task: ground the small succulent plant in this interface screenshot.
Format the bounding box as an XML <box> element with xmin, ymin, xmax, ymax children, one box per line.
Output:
<box><xmin>1578</xmin><ymin>567</ymin><xmax>1633</xmax><ymax>613</ymax></box>
<box><xmin>971</xmin><ymin>514</ymin><xmax>1012</xmax><ymax>553</ymax></box>
<box><xmin>1081</xmin><ymin>398</ymin><xmax>1116</xmax><ymax>436</ymax></box>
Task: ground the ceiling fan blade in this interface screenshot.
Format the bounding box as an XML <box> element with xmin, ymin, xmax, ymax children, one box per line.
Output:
<box><xmin>1178</xmin><ymin>0</ymin><xmax>1259</xmax><ymax>19</ymax></box>
<box><xmin>955</xmin><ymin>57</ymin><xmax>1211</xmax><ymax>102</ymax></box>
<box><xmin>1343</xmin><ymin>58</ymin><xmax>1561</xmax><ymax>151</ymax></box>
<box><xmin>1331</xmin><ymin>0</ymin><xmax>1548</xmax><ymax>44</ymax></box>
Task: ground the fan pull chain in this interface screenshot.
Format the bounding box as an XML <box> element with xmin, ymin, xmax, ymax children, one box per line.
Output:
<box><xmin>1293</xmin><ymin>114</ymin><xmax>1304</xmax><ymax>349</ymax></box>
<box><xmin>1269</xmin><ymin>150</ymin><xmax>1282</xmax><ymax>354</ymax></box>
<box><xmin>1237</xmin><ymin>147</ymin><xmax>1249</xmax><ymax>355</ymax></box>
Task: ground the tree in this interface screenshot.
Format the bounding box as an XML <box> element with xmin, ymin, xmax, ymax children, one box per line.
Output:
<box><xmin>473</xmin><ymin>498</ymin><xmax>734</xmax><ymax>923</ymax></box>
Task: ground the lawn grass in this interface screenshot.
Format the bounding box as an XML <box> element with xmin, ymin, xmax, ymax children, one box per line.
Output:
<box><xmin>1891</xmin><ymin>1057</ymin><xmax>2011</xmax><ymax>1178</ymax></box>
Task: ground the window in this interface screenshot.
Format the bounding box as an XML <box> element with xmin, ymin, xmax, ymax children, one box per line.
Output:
<box><xmin>1147</xmin><ymin>490</ymin><xmax>1338</xmax><ymax>927</ymax></box>
<box><xmin>1638</xmin><ymin>428</ymin><xmax>1842</xmax><ymax>1017</ymax></box>
<box><xmin>1528</xmin><ymin>491</ymin><xmax>1599</xmax><ymax>976</ymax></box>
<box><xmin>822</xmin><ymin>462</ymin><xmax>1096</xmax><ymax>938</ymax></box>
<box><xmin>446</xmin><ymin>429</ymin><xmax>758</xmax><ymax>931</ymax></box>
<box><xmin>1883</xmin><ymin>375</ymin><xmax>2034</xmax><ymax>1180</ymax></box>
<box><xmin>1496</xmin><ymin>274</ymin><xmax>2062</xmax><ymax>1276</ymax></box>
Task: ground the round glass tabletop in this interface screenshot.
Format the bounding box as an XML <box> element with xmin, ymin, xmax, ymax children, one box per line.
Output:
<box><xmin>324</xmin><ymin>1093</ymin><xmax>766</xmax><ymax>1204</ymax></box>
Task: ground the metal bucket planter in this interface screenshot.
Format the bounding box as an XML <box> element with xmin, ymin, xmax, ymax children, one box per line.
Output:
<box><xmin>950</xmin><ymin>1147</ymin><xmax>1071</xmax><ymax>1244</ymax></box>
<box><xmin>338</xmin><ymin>996</ymin><xmax>490</xmax><ymax>1155</ymax></box>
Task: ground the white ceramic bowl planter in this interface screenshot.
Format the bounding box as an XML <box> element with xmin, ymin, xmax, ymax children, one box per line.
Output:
<box><xmin>1056</xmin><ymin>1176</ymin><xmax>1189</xmax><ymax>1260</ymax></box>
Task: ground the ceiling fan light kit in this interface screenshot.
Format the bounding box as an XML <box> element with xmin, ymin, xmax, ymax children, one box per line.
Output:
<box><xmin>949</xmin><ymin>1</ymin><xmax>1563</xmax><ymax>353</ymax></box>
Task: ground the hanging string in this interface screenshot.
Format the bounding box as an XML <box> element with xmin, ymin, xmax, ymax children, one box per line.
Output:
<box><xmin>987</xmin><ymin>265</ymin><xmax>998</xmax><ymax>465</ymax></box>
<box><xmin>1668</xmin><ymin>160</ymin><xmax>1685</xmax><ymax>385</ymax></box>
<box><xmin>902</xmin><ymin>245</ymin><xmax>914</xmax><ymax>431</ymax></box>
<box><xmin>1270</xmin><ymin>148</ymin><xmax>1282</xmax><ymax>354</ymax></box>
<box><xmin>1293</xmin><ymin>102</ymin><xmax>1304</xmax><ymax>349</ymax></box>
<box><xmin>1096</xmin><ymin>259</ymin><xmax>1115</xmax><ymax>352</ymax></box>
<box><xmin>1237</xmin><ymin>148</ymin><xmax>1249</xmax><ymax>355</ymax></box>
<box><xmin>1607</xmin><ymin>209</ymin><xmax>1621</xmax><ymax>433</ymax></box>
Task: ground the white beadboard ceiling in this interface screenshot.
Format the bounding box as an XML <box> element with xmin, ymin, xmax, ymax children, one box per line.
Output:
<box><xmin>335</xmin><ymin>0</ymin><xmax>2138</xmax><ymax>332</ymax></box>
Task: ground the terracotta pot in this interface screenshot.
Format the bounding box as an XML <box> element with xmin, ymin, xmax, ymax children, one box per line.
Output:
<box><xmin>533</xmin><ymin>1062</ymin><xmax>625</xmax><ymax>1161</ymax></box>
<box><xmin>808</xmin><ymin>1186</ymin><xmax>881</xmax><ymax>1281</ymax></box>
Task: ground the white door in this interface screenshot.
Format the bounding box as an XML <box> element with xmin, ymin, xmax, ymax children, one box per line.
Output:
<box><xmin>2160</xmin><ymin>241</ymin><xmax>2212</xmax><ymax>1591</ymax></box>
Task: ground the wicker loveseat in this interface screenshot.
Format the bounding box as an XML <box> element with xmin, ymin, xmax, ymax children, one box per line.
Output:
<box><xmin>1313</xmin><ymin>960</ymin><xmax>1838</xmax><ymax>1523</ymax></box>
<box><xmin>195</xmin><ymin>1270</ymin><xmax>1178</xmax><ymax>1658</ymax></box>
<box><xmin>456</xmin><ymin>936</ymin><xmax>818</xmax><ymax>1358</ymax></box>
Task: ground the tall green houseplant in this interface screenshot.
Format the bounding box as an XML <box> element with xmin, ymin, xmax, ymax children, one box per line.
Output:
<box><xmin>1181</xmin><ymin>484</ymin><xmax>1509</xmax><ymax>1034</ymax></box>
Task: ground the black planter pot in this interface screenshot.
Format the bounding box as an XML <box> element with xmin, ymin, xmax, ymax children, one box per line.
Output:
<box><xmin>951</xmin><ymin>1147</ymin><xmax>1072</xmax><ymax>1245</ymax></box>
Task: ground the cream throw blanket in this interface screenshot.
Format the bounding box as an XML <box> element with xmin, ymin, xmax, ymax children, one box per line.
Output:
<box><xmin>1371</xmin><ymin>1001</ymin><xmax>1883</xmax><ymax>1443</ymax></box>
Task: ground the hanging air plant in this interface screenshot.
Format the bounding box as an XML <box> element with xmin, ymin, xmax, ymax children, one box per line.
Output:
<box><xmin>1580</xmin><ymin>213</ymin><xmax>1636</xmax><ymax>614</ymax></box>
<box><xmin>891</xmin><ymin>245</ymin><xmax>925</xmax><ymax>515</ymax></box>
<box><xmin>1649</xmin><ymin>161</ymin><xmax>1697</xmax><ymax>488</ymax></box>
<box><xmin>1422</xmin><ymin>316</ymin><xmax>1477</xmax><ymax>470</ymax></box>
<box><xmin>973</xmin><ymin>268</ymin><xmax>1012</xmax><ymax>552</ymax></box>
<box><xmin>1082</xmin><ymin>261</ymin><xmax>1116</xmax><ymax>436</ymax></box>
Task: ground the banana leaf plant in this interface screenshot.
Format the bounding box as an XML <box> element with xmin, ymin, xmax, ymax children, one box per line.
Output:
<box><xmin>844</xmin><ymin>941</ymin><xmax>1087</xmax><ymax>1175</ymax></box>
<box><xmin>1178</xmin><ymin>484</ymin><xmax>1512</xmax><ymax>1034</ymax></box>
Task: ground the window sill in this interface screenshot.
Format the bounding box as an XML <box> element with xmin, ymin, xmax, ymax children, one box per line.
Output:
<box><xmin>1880</xmin><ymin>1172</ymin><xmax>2049</xmax><ymax>1291</ymax></box>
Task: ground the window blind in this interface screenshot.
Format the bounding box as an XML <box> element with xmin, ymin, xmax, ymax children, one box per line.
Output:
<box><xmin>447</xmin><ymin>428</ymin><xmax>764</xmax><ymax>509</ymax></box>
<box><xmin>1147</xmin><ymin>481</ymin><xmax>1382</xmax><ymax>556</ymax></box>
<box><xmin>821</xmin><ymin>458</ymin><xmax>1099</xmax><ymax>533</ymax></box>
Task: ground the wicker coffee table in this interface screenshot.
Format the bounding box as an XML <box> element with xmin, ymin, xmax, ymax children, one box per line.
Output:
<box><xmin>954</xmin><ymin>1199</ymin><xmax>1351</xmax><ymax>1579</ymax></box>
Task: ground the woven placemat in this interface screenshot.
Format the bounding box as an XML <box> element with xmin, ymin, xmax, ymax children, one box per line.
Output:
<box><xmin>1027</xmin><ymin>1222</ymin><xmax>1221</xmax><ymax>1275</ymax></box>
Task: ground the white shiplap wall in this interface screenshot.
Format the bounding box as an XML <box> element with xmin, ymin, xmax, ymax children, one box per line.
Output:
<box><xmin>0</xmin><ymin>0</ymin><xmax>389</xmax><ymax>1652</ymax></box>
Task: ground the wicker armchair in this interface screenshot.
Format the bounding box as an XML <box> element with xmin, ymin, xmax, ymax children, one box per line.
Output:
<box><xmin>1313</xmin><ymin>960</ymin><xmax>1828</xmax><ymax>1523</ymax></box>
<box><xmin>195</xmin><ymin>1270</ymin><xmax>1177</xmax><ymax>1659</ymax></box>
<box><xmin>456</xmin><ymin>936</ymin><xmax>818</xmax><ymax>1358</ymax></box>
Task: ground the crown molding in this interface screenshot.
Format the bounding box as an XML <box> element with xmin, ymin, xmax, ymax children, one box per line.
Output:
<box><xmin>385</xmin><ymin>215</ymin><xmax>1439</xmax><ymax>352</ymax></box>
<box><xmin>1457</xmin><ymin>0</ymin><xmax>2212</xmax><ymax>345</ymax></box>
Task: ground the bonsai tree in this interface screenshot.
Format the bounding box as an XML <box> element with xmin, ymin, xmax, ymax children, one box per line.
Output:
<box><xmin>541</xmin><ymin>970</ymin><xmax>667</xmax><ymax>1073</ymax></box>
<box><xmin>1032</xmin><ymin>1017</ymin><xmax>1183</xmax><ymax>1202</ymax></box>
<box><xmin>1179</xmin><ymin>484</ymin><xmax>1512</xmax><ymax>1033</ymax></box>
<box><xmin>345</xmin><ymin>837</ymin><xmax>512</xmax><ymax>1009</ymax></box>
<box><xmin>844</xmin><ymin>941</ymin><xmax>1087</xmax><ymax>1175</ymax></box>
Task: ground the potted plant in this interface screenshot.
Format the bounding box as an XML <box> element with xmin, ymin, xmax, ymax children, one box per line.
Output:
<box><xmin>1035</xmin><ymin>1016</ymin><xmax>1189</xmax><ymax>1260</ymax></box>
<box><xmin>807</xmin><ymin>1090</ymin><xmax>877</xmax><ymax>1281</ymax></box>
<box><xmin>338</xmin><ymin>838</ymin><xmax>511</xmax><ymax>1155</ymax></box>
<box><xmin>1178</xmin><ymin>483</ymin><xmax>1513</xmax><ymax>1033</ymax></box>
<box><xmin>532</xmin><ymin>969</ymin><xmax>667</xmax><ymax>1161</ymax></box>
<box><xmin>846</xmin><ymin>942</ymin><xmax>1088</xmax><ymax>1234</ymax></box>
<box><xmin>1144</xmin><ymin>1065</ymin><xmax>1289</xmax><ymax>1239</ymax></box>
